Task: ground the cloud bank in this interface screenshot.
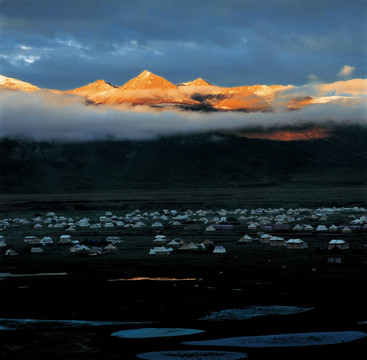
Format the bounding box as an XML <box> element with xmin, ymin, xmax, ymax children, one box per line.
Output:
<box><xmin>1</xmin><ymin>89</ymin><xmax>366</xmax><ymax>142</ymax></box>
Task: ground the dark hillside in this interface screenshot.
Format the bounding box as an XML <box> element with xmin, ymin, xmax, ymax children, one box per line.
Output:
<box><xmin>1</xmin><ymin>126</ymin><xmax>366</xmax><ymax>195</ymax></box>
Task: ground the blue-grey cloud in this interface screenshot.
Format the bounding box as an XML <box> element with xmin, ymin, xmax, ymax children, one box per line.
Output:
<box><xmin>1</xmin><ymin>0</ymin><xmax>366</xmax><ymax>89</ymax></box>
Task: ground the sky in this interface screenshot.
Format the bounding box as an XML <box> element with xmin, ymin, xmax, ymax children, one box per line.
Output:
<box><xmin>1</xmin><ymin>0</ymin><xmax>366</xmax><ymax>90</ymax></box>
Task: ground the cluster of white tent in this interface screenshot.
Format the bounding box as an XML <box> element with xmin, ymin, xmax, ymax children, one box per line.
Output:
<box><xmin>149</xmin><ymin>234</ymin><xmax>223</xmax><ymax>255</ymax></box>
<box><xmin>237</xmin><ymin>233</ymin><xmax>308</xmax><ymax>249</ymax></box>
<box><xmin>1</xmin><ymin>206</ymin><xmax>365</xmax><ymax>257</ymax></box>
<box><xmin>2</xmin><ymin>233</ymin><xmax>124</xmax><ymax>257</ymax></box>
<box><xmin>237</xmin><ymin>232</ymin><xmax>351</xmax><ymax>250</ymax></box>
<box><xmin>0</xmin><ymin>207</ymin><xmax>366</xmax><ymax>233</ymax></box>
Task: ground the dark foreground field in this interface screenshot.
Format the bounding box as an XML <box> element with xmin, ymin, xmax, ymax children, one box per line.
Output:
<box><xmin>1</xmin><ymin>127</ymin><xmax>366</xmax><ymax>359</ymax></box>
<box><xmin>0</xmin><ymin>193</ymin><xmax>367</xmax><ymax>360</ymax></box>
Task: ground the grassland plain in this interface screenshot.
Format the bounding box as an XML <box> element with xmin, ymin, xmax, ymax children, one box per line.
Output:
<box><xmin>1</xmin><ymin>127</ymin><xmax>366</xmax><ymax>359</ymax></box>
<box><xmin>1</xmin><ymin>204</ymin><xmax>367</xmax><ymax>359</ymax></box>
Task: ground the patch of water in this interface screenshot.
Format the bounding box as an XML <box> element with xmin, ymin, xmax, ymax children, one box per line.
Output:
<box><xmin>108</xmin><ymin>277</ymin><xmax>198</xmax><ymax>282</ymax></box>
<box><xmin>111</xmin><ymin>328</ymin><xmax>205</xmax><ymax>338</ymax></box>
<box><xmin>199</xmin><ymin>305</ymin><xmax>313</xmax><ymax>321</ymax></box>
<box><xmin>0</xmin><ymin>318</ymin><xmax>151</xmax><ymax>329</ymax></box>
<box><xmin>136</xmin><ymin>350</ymin><xmax>248</xmax><ymax>360</ymax></box>
<box><xmin>0</xmin><ymin>272</ymin><xmax>68</xmax><ymax>279</ymax></box>
<box><xmin>183</xmin><ymin>331</ymin><xmax>367</xmax><ymax>348</ymax></box>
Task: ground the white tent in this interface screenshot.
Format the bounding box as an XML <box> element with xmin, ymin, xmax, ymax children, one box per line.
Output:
<box><xmin>106</xmin><ymin>236</ymin><xmax>122</xmax><ymax>244</ymax></box>
<box><xmin>178</xmin><ymin>241</ymin><xmax>199</xmax><ymax>251</ymax></box>
<box><xmin>58</xmin><ymin>235</ymin><xmax>72</xmax><ymax>244</ymax></box>
<box><xmin>24</xmin><ymin>235</ymin><xmax>38</xmax><ymax>243</ymax></box>
<box><xmin>42</xmin><ymin>236</ymin><xmax>54</xmax><ymax>244</ymax></box>
<box><xmin>153</xmin><ymin>235</ymin><xmax>167</xmax><ymax>245</ymax></box>
<box><xmin>70</xmin><ymin>244</ymin><xmax>89</xmax><ymax>253</ymax></box>
<box><xmin>166</xmin><ymin>239</ymin><xmax>180</xmax><ymax>247</ymax></box>
<box><xmin>286</xmin><ymin>239</ymin><xmax>308</xmax><ymax>249</ymax></box>
<box><xmin>104</xmin><ymin>243</ymin><xmax>118</xmax><ymax>251</ymax></box>
<box><xmin>260</xmin><ymin>233</ymin><xmax>272</xmax><ymax>243</ymax></box>
<box><xmin>341</xmin><ymin>227</ymin><xmax>352</xmax><ymax>234</ymax></box>
<box><xmin>205</xmin><ymin>225</ymin><xmax>216</xmax><ymax>231</ymax></box>
<box><xmin>213</xmin><ymin>246</ymin><xmax>226</xmax><ymax>253</ymax></box>
<box><xmin>328</xmin><ymin>239</ymin><xmax>349</xmax><ymax>250</ymax></box>
<box><xmin>30</xmin><ymin>247</ymin><xmax>44</xmax><ymax>253</ymax></box>
<box><xmin>328</xmin><ymin>224</ymin><xmax>338</xmax><ymax>232</ymax></box>
<box><xmin>316</xmin><ymin>225</ymin><xmax>328</xmax><ymax>231</ymax></box>
<box><xmin>152</xmin><ymin>222</ymin><xmax>164</xmax><ymax>228</ymax></box>
<box><xmin>237</xmin><ymin>235</ymin><xmax>253</xmax><ymax>244</ymax></box>
<box><xmin>5</xmin><ymin>249</ymin><xmax>19</xmax><ymax>256</ymax></box>
<box><xmin>150</xmin><ymin>246</ymin><xmax>171</xmax><ymax>255</ymax></box>
<box><xmin>201</xmin><ymin>239</ymin><xmax>215</xmax><ymax>248</ymax></box>
<box><xmin>269</xmin><ymin>236</ymin><xmax>285</xmax><ymax>247</ymax></box>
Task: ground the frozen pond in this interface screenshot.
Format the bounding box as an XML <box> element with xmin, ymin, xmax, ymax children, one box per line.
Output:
<box><xmin>0</xmin><ymin>318</ymin><xmax>150</xmax><ymax>329</ymax></box>
<box><xmin>137</xmin><ymin>350</ymin><xmax>248</xmax><ymax>360</ymax></box>
<box><xmin>199</xmin><ymin>305</ymin><xmax>313</xmax><ymax>321</ymax></box>
<box><xmin>183</xmin><ymin>331</ymin><xmax>367</xmax><ymax>348</ymax></box>
<box><xmin>111</xmin><ymin>328</ymin><xmax>205</xmax><ymax>338</ymax></box>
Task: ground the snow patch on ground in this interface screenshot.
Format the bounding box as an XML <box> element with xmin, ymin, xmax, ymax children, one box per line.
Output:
<box><xmin>136</xmin><ymin>350</ymin><xmax>248</xmax><ymax>360</ymax></box>
<box><xmin>111</xmin><ymin>328</ymin><xmax>205</xmax><ymax>338</ymax></box>
<box><xmin>199</xmin><ymin>305</ymin><xmax>313</xmax><ymax>321</ymax></box>
<box><xmin>183</xmin><ymin>331</ymin><xmax>367</xmax><ymax>348</ymax></box>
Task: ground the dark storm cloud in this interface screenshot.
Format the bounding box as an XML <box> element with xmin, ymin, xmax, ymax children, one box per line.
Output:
<box><xmin>1</xmin><ymin>0</ymin><xmax>366</xmax><ymax>89</ymax></box>
<box><xmin>1</xmin><ymin>90</ymin><xmax>366</xmax><ymax>141</ymax></box>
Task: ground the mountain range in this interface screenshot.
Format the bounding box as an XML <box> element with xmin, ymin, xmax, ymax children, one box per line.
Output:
<box><xmin>0</xmin><ymin>70</ymin><xmax>348</xmax><ymax>112</ymax></box>
<box><xmin>1</xmin><ymin>72</ymin><xmax>366</xmax><ymax>197</ymax></box>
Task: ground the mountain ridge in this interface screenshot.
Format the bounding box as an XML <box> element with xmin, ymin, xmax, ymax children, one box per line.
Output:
<box><xmin>1</xmin><ymin>71</ymin><xmax>364</xmax><ymax>112</ymax></box>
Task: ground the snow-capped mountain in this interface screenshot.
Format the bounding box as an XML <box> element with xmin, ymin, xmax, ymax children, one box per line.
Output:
<box><xmin>3</xmin><ymin>71</ymin><xmax>362</xmax><ymax>112</ymax></box>
<box><xmin>119</xmin><ymin>70</ymin><xmax>177</xmax><ymax>91</ymax></box>
<box><xmin>65</xmin><ymin>79</ymin><xmax>117</xmax><ymax>98</ymax></box>
<box><xmin>0</xmin><ymin>75</ymin><xmax>40</xmax><ymax>92</ymax></box>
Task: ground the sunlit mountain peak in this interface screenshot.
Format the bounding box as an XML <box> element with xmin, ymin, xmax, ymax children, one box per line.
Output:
<box><xmin>120</xmin><ymin>70</ymin><xmax>177</xmax><ymax>90</ymax></box>
<box><xmin>0</xmin><ymin>75</ymin><xmax>40</xmax><ymax>92</ymax></box>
